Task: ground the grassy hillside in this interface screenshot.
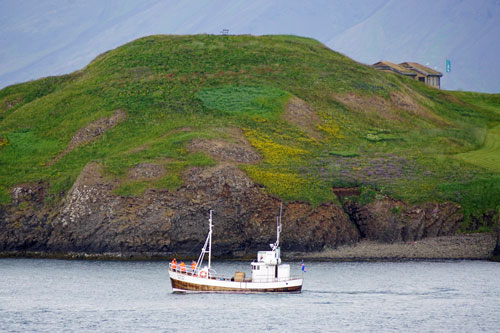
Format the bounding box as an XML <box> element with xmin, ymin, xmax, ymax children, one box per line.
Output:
<box><xmin>1</xmin><ymin>34</ymin><xmax>499</xmax><ymax>230</ymax></box>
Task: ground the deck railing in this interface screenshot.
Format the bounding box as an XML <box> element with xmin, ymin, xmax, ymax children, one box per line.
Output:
<box><xmin>249</xmin><ymin>276</ymin><xmax>303</xmax><ymax>283</ymax></box>
<box><xmin>168</xmin><ymin>263</ymin><xmax>217</xmax><ymax>277</ymax></box>
<box><xmin>168</xmin><ymin>263</ymin><xmax>302</xmax><ymax>282</ymax></box>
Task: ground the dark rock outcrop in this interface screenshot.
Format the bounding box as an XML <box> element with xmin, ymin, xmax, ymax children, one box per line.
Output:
<box><xmin>0</xmin><ymin>162</ymin><xmax>359</xmax><ymax>258</ymax></box>
<box><xmin>343</xmin><ymin>197</ymin><xmax>462</xmax><ymax>243</ymax></box>
<box><xmin>0</xmin><ymin>182</ymin><xmax>52</xmax><ymax>252</ymax></box>
<box><xmin>491</xmin><ymin>216</ymin><xmax>500</xmax><ymax>262</ymax></box>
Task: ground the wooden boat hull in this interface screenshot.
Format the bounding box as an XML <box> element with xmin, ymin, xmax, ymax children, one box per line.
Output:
<box><xmin>169</xmin><ymin>270</ymin><xmax>303</xmax><ymax>293</ymax></box>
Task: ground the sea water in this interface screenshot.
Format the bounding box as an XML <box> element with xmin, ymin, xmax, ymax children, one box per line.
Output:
<box><xmin>1</xmin><ymin>259</ymin><xmax>499</xmax><ymax>332</ymax></box>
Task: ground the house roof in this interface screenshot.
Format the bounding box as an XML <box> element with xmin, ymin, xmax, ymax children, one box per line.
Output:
<box><xmin>400</xmin><ymin>62</ymin><xmax>443</xmax><ymax>76</ymax></box>
<box><xmin>372</xmin><ymin>61</ymin><xmax>416</xmax><ymax>76</ymax></box>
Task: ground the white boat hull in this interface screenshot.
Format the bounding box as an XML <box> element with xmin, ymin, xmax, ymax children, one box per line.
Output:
<box><xmin>169</xmin><ymin>269</ymin><xmax>303</xmax><ymax>293</ymax></box>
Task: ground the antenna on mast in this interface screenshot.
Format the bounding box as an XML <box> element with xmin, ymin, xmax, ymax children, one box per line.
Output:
<box><xmin>276</xmin><ymin>202</ymin><xmax>282</xmax><ymax>248</ymax></box>
<box><xmin>270</xmin><ymin>203</ymin><xmax>283</xmax><ymax>264</ymax></box>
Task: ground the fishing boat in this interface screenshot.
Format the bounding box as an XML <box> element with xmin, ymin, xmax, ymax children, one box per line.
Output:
<box><xmin>168</xmin><ymin>207</ymin><xmax>303</xmax><ymax>293</ymax></box>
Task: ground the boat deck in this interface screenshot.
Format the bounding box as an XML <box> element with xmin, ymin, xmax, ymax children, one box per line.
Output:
<box><xmin>168</xmin><ymin>264</ymin><xmax>302</xmax><ymax>283</ymax></box>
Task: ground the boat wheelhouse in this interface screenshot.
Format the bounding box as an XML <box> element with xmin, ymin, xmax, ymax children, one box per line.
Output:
<box><xmin>168</xmin><ymin>207</ymin><xmax>303</xmax><ymax>293</ymax></box>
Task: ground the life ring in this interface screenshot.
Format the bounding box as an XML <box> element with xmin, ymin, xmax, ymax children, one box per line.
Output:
<box><xmin>200</xmin><ymin>271</ymin><xmax>208</xmax><ymax>278</ymax></box>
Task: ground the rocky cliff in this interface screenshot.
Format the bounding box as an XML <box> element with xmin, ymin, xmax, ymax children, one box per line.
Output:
<box><xmin>342</xmin><ymin>198</ymin><xmax>462</xmax><ymax>243</ymax></box>
<box><xmin>0</xmin><ymin>157</ymin><xmax>464</xmax><ymax>259</ymax></box>
<box><xmin>491</xmin><ymin>218</ymin><xmax>500</xmax><ymax>262</ymax></box>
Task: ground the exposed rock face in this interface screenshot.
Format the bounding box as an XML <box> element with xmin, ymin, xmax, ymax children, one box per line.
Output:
<box><xmin>67</xmin><ymin>110</ymin><xmax>127</xmax><ymax>150</ymax></box>
<box><xmin>343</xmin><ymin>198</ymin><xmax>462</xmax><ymax>243</ymax></box>
<box><xmin>189</xmin><ymin>139</ymin><xmax>260</xmax><ymax>164</ymax></box>
<box><xmin>0</xmin><ymin>162</ymin><xmax>359</xmax><ymax>257</ymax></box>
<box><xmin>491</xmin><ymin>217</ymin><xmax>500</xmax><ymax>262</ymax></box>
<box><xmin>128</xmin><ymin>163</ymin><xmax>165</xmax><ymax>180</ymax></box>
<box><xmin>0</xmin><ymin>182</ymin><xmax>52</xmax><ymax>251</ymax></box>
<box><xmin>49</xmin><ymin>109</ymin><xmax>126</xmax><ymax>165</ymax></box>
<box><xmin>494</xmin><ymin>226</ymin><xmax>500</xmax><ymax>254</ymax></box>
<box><xmin>283</xmin><ymin>97</ymin><xmax>321</xmax><ymax>139</ymax></box>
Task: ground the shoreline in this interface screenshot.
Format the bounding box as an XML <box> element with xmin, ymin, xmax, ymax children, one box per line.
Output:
<box><xmin>0</xmin><ymin>233</ymin><xmax>497</xmax><ymax>262</ymax></box>
<box><xmin>295</xmin><ymin>233</ymin><xmax>497</xmax><ymax>261</ymax></box>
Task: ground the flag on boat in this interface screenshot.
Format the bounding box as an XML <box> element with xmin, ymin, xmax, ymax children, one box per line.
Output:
<box><xmin>301</xmin><ymin>261</ymin><xmax>306</xmax><ymax>272</ymax></box>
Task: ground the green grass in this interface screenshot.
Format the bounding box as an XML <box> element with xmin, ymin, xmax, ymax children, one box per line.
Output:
<box><xmin>196</xmin><ymin>85</ymin><xmax>289</xmax><ymax>119</ymax></box>
<box><xmin>454</xmin><ymin>125</ymin><xmax>500</xmax><ymax>172</ymax></box>
<box><xmin>1</xmin><ymin>34</ymin><xmax>500</xmax><ymax>228</ymax></box>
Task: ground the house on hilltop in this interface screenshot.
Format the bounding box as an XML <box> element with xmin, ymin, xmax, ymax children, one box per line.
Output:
<box><xmin>372</xmin><ymin>61</ymin><xmax>417</xmax><ymax>78</ymax></box>
<box><xmin>372</xmin><ymin>61</ymin><xmax>443</xmax><ymax>89</ymax></box>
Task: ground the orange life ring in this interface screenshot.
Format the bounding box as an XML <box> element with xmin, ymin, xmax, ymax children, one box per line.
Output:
<box><xmin>200</xmin><ymin>270</ymin><xmax>208</xmax><ymax>278</ymax></box>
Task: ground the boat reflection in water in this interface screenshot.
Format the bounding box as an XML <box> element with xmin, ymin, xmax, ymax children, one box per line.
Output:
<box><xmin>168</xmin><ymin>207</ymin><xmax>303</xmax><ymax>293</ymax></box>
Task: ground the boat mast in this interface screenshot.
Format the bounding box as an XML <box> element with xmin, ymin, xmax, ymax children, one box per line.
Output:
<box><xmin>273</xmin><ymin>203</ymin><xmax>282</xmax><ymax>265</ymax></box>
<box><xmin>196</xmin><ymin>210</ymin><xmax>213</xmax><ymax>271</ymax></box>
<box><xmin>208</xmin><ymin>209</ymin><xmax>213</xmax><ymax>270</ymax></box>
<box><xmin>276</xmin><ymin>203</ymin><xmax>282</xmax><ymax>248</ymax></box>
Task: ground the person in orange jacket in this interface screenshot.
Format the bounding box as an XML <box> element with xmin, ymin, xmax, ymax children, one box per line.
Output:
<box><xmin>171</xmin><ymin>258</ymin><xmax>177</xmax><ymax>270</ymax></box>
<box><xmin>179</xmin><ymin>261</ymin><xmax>186</xmax><ymax>272</ymax></box>
<box><xmin>191</xmin><ymin>261</ymin><xmax>197</xmax><ymax>272</ymax></box>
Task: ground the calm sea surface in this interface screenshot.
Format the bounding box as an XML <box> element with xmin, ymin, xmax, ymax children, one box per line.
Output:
<box><xmin>1</xmin><ymin>259</ymin><xmax>499</xmax><ymax>332</ymax></box>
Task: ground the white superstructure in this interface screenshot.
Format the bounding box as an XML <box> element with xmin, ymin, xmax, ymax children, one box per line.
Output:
<box><xmin>168</xmin><ymin>206</ymin><xmax>303</xmax><ymax>293</ymax></box>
